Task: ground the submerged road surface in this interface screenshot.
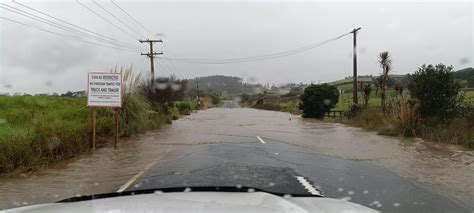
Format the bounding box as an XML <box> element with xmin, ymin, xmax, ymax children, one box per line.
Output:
<box><xmin>1</xmin><ymin>105</ymin><xmax>472</xmax><ymax>212</ymax></box>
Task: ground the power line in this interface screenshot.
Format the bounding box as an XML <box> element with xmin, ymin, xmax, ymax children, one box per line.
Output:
<box><xmin>157</xmin><ymin>57</ymin><xmax>180</xmax><ymax>78</ymax></box>
<box><xmin>12</xmin><ymin>1</ymin><xmax>139</xmax><ymax>49</ymax></box>
<box><xmin>162</xmin><ymin>32</ymin><xmax>351</xmax><ymax>64</ymax></box>
<box><xmin>0</xmin><ymin>16</ymin><xmax>140</xmax><ymax>53</ymax></box>
<box><xmin>161</xmin><ymin>43</ymin><xmax>187</xmax><ymax>78</ymax></box>
<box><xmin>76</xmin><ymin>0</ymin><xmax>140</xmax><ymax>41</ymax></box>
<box><xmin>92</xmin><ymin>0</ymin><xmax>145</xmax><ymax>38</ymax></box>
<box><xmin>111</xmin><ymin>0</ymin><xmax>154</xmax><ymax>36</ymax></box>
<box><xmin>0</xmin><ymin>3</ymin><xmax>141</xmax><ymax>51</ymax></box>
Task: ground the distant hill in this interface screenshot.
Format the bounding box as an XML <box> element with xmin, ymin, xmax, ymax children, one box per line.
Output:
<box><xmin>186</xmin><ymin>75</ymin><xmax>264</xmax><ymax>94</ymax></box>
<box><xmin>453</xmin><ymin>67</ymin><xmax>474</xmax><ymax>88</ymax></box>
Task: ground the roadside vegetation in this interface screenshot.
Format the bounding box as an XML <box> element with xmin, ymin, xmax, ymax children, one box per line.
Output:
<box><xmin>340</xmin><ymin>63</ymin><xmax>473</xmax><ymax>149</ymax></box>
<box><xmin>240</xmin><ymin>56</ymin><xmax>473</xmax><ymax>149</ymax></box>
<box><xmin>0</xmin><ymin>67</ymin><xmax>201</xmax><ymax>174</ymax></box>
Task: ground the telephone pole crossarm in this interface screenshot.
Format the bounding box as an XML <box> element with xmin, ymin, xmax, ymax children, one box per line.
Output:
<box><xmin>139</xmin><ymin>39</ymin><xmax>164</xmax><ymax>85</ymax></box>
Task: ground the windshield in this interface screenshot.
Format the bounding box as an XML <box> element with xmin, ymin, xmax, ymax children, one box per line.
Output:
<box><xmin>0</xmin><ymin>1</ymin><xmax>473</xmax><ymax>212</ymax></box>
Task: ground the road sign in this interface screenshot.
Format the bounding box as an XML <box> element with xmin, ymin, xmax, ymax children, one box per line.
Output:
<box><xmin>87</xmin><ymin>72</ymin><xmax>122</xmax><ymax>107</ymax></box>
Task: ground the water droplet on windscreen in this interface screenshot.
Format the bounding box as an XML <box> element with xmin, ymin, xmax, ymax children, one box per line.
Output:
<box><xmin>75</xmin><ymin>194</ymin><xmax>81</xmax><ymax>197</ymax></box>
<box><xmin>283</xmin><ymin>194</ymin><xmax>292</xmax><ymax>198</ymax></box>
<box><xmin>268</xmin><ymin>182</ymin><xmax>275</xmax><ymax>187</ymax></box>
<box><xmin>363</xmin><ymin>190</ymin><xmax>369</xmax><ymax>194</ymax></box>
<box><xmin>247</xmin><ymin>188</ymin><xmax>255</xmax><ymax>193</ymax></box>
<box><xmin>155</xmin><ymin>82</ymin><xmax>168</xmax><ymax>90</ymax></box>
<box><xmin>348</xmin><ymin>191</ymin><xmax>354</xmax><ymax>195</ymax></box>
<box><xmin>393</xmin><ymin>203</ymin><xmax>400</xmax><ymax>207</ymax></box>
<box><xmin>184</xmin><ymin>187</ymin><xmax>191</xmax><ymax>192</ymax></box>
<box><xmin>274</xmin><ymin>152</ymin><xmax>279</xmax><ymax>155</ymax></box>
<box><xmin>94</xmin><ymin>182</ymin><xmax>99</xmax><ymax>186</ymax></box>
<box><xmin>236</xmin><ymin>184</ymin><xmax>242</xmax><ymax>189</ymax></box>
<box><xmin>170</xmin><ymin>82</ymin><xmax>182</xmax><ymax>91</ymax></box>
<box><xmin>22</xmin><ymin>201</ymin><xmax>29</xmax><ymax>205</ymax></box>
<box><xmin>339</xmin><ymin>196</ymin><xmax>351</xmax><ymax>201</ymax></box>
<box><xmin>154</xmin><ymin>190</ymin><xmax>164</xmax><ymax>195</ymax></box>
<box><xmin>337</xmin><ymin>188</ymin><xmax>344</xmax><ymax>192</ymax></box>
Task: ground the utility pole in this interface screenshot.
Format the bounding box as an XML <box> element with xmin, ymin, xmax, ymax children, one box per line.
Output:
<box><xmin>195</xmin><ymin>81</ymin><xmax>200</xmax><ymax>99</ymax></box>
<box><xmin>351</xmin><ymin>27</ymin><xmax>361</xmax><ymax>104</ymax></box>
<box><xmin>139</xmin><ymin>39</ymin><xmax>163</xmax><ymax>85</ymax></box>
<box><xmin>195</xmin><ymin>81</ymin><xmax>201</xmax><ymax>105</ymax></box>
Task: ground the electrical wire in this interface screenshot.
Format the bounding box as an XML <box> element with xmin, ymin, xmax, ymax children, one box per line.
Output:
<box><xmin>162</xmin><ymin>32</ymin><xmax>351</xmax><ymax>64</ymax></box>
<box><xmin>76</xmin><ymin>0</ymin><xmax>139</xmax><ymax>41</ymax></box>
<box><xmin>12</xmin><ymin>0</ymin><xmax>139</xmax><ymax>49</ymax></box>
<box><xmin>0</xmin><ymin>16</ymin><xmax>140</xmax><ymax>53</ymax></box>
<box><xmin>111</xmin><ymin>0</ymin><xmax>154</xmax><ymax>36</ymax></box>
<box><xmin>92</xmin><ymin>0</ymin><xmax>145</xmax><ymax>38</ymax></box>
<box><xmin>0</xmin><ymin>3</ymin><xmax>141</xmax><ymax>51</ymax></box>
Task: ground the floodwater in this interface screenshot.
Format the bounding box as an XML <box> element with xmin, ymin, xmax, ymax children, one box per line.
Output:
<box><xmin>0</xmin><ymin>107</ymin><xmax>473</xmax><ymax>210</ymax></box>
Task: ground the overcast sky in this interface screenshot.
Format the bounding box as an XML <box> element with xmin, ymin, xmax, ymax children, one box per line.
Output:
<box><xmin>0</xmin><ymin>0</ymin><xmax>472</xmax><ymax>94</ymax></box>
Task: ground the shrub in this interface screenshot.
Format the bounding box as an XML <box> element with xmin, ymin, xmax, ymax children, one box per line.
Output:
<box><xmin>384</xmin><ymin>96</ymin><xmax>420</xmax><ymax>136</ymax></box>
<box><xmin>299</xmin><ymin>84</ymin><xmax>339</xmax><ymax>118</ymax></box>
<box><xmin>408</xmin><ymin>64</ymin><xmax>463</xmax><ymax>120</ymax></box>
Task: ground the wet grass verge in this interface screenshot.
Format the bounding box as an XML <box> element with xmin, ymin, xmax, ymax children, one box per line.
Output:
<box><xmin>0</xmin><ymin>96</ymin><xmax>197</xmax><ymax>174</ymax></box>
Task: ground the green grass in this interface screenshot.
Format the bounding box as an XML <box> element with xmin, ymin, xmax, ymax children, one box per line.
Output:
<box><xmin>328</xmin><ymin>76</ymin><xmax>373</xmax><ymax>85</ymax></box>
<box><xmin>0</xmin><ymin>96</ymin><xmax>91</xmax><ymax>172</ymax></box>
<box><xmin>0</xmin><ymin>95</ymin><xmax>187</xmax><ymax>174</ymax></box>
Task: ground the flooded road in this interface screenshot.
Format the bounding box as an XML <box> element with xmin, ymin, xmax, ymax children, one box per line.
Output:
<box><xmin>0</xmin><ymin>107</ymin><xmax>473</xmax><ymax>211</ymax></box>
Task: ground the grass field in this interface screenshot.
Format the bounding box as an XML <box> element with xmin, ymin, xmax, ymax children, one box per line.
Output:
<box><xmin>328</xmin><ymin>76</ymin><xmax>373</xmax><ymax>85</ymax></box>
<box><xmin>0</xmin><ymin>95</ymin><xmax>198</xmax><ymax>174</ymax></box>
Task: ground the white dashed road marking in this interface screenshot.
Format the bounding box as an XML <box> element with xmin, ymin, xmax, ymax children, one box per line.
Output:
<box><xmin>256</xmin><ymin>136</ymin><xmax>266</xmax><ymax>144</ymax></box>
<box><xmin>295</xmin><ymin>176</ymin><xmax>323</xmax><ymax>196</ymax></box>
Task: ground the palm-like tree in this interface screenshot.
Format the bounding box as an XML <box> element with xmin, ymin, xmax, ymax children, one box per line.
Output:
<box><xmin>378</xmin><ymin>51</ymin><xmax>392</xmax><ymax>111</ymax></box>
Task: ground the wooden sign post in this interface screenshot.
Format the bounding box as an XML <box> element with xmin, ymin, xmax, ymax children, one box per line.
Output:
<box><xmin>91</xmin><ymin>107</ymin><xmax>96</xmax><ymax>150</ymax></box>
<box><xmin>87</xmin><ymin>72</ymin><xmax>123</xmax><ymax>150</ymax></box>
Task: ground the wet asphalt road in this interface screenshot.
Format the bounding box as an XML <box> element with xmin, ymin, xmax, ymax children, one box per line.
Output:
<box><xmin>121</xmin><ymin>102</ymin><xmax>471</xmax><ymax>213</ymax></box>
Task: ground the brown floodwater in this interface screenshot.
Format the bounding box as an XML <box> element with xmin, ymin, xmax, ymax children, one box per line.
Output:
<box><xmin>0</xmin><ymin>107</ymin><xmax>473</xmax><ymax>209</ymax></box>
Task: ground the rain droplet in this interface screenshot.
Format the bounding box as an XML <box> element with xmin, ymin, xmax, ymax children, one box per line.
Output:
<box><xmin>337</xmin><ymin>188</ymin><xmax>344</xmax><ymax>192</ymax></box>
<box><xmin>54</xmin><ymin>194</ymin><xmax>59</xmax><ymax>198</ymax></box>
<box><xmin>247</xmin><ymin>188</ymin><xmax>255</xmax><ymax>193</ymax></box>
<box><xmin>22</xmin><ymin>201</ymin><xmax>28</xmax><ymax>205</ymax></box>
<box><xmin>363</xmin><ymin>190</ymin><xmax>369</xmax><ymax>194</ymax></box>
<box><xmin>274</xmin><ymin>152</ymin><xmax>279</xmax><ymax>155</ymax></box>
<box><xmin>339</xmin><ymin>197</ymin><xmax>351</xmax><ymax>201</ymax></box>
<box><xmin>283</xmin><ymin>194</ymin><xmax>292</xmax><ymax>198</ymax></box>
<box><xmin>75</xmin><ymin>194</ymin><xmax>81</xmax><ymax>197</ymax></box>
<box><xmin>236</xmin><ymin>184</ymin><xmax>242</xmax><ymax>189</ymax></box>
<box><xmin>393</xmin><ymin>203</ymin><xmax>400</xmax><ymax>207</ymax></box>
<box><xmin>348</xmin><ymin>191</ymin><xmax>354</xmax><ymax>195</ymax></box>
<box><xmin>184</xmin><ymin>187</ymin><xmax>191</xmax><ymax>192</ymax></box>
<box><xmin>94</xmin><ymin>182</ymin><xmax>99</xmax><ymax>186</ymax></box>
<box><xmin>268</xmin><ymin>182</ymin><xmax>275</xmax><ymax>187</ymax></box>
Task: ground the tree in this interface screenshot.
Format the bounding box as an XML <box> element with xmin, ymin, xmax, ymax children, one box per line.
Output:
<box><xmin>377</xmin><ymin>51</ymin><xmax>392</xmax><ymax>111</ymax></box>
<box><xmin>408</xmin><ymin>64</ymin><xmax>463</xmax><ymax>120</ymax></box>
<box><xmin>360</xmin><ymin>82</ymin><xmax>372</xmax><ymax>106</ymax></box>
<box><xmin>299</xmin><ymin>84</ymin><xmax>339</xmax><ymax>118</ymax></box>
